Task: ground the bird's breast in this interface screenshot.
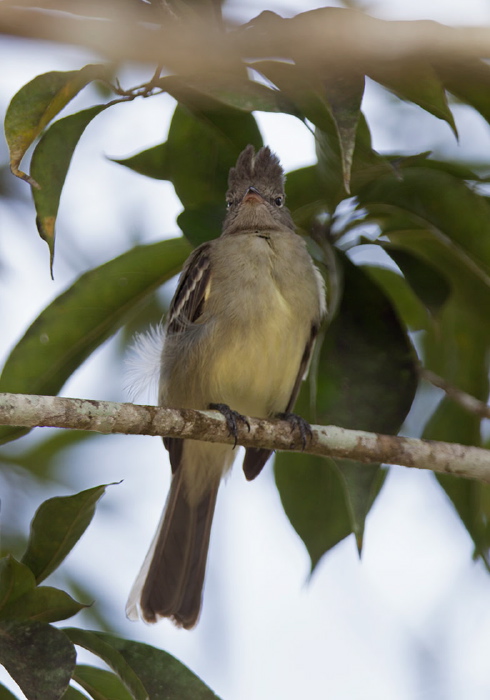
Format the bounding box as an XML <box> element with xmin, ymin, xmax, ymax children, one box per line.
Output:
<box><xmin>201</xmin><ymin>232</ymin><xmax>317</xmax><ymax>417</ymax></box>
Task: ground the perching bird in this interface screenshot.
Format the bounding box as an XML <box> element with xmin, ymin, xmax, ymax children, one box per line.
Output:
<box><xmin>126</xmin><ymin>144</ymin><xmax>326</xmax><ymax>628</ymax></box>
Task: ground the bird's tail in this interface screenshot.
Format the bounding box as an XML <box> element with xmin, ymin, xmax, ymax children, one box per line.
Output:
<box><xmin>126</xmin><ymin>467</ymin><xmax>220</xmax><ymax>629</ymax></box>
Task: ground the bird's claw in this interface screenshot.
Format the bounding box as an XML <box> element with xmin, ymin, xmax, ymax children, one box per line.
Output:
<box><xmin>209</xmin><ymin>403</ymin><xmax>250</xmax><ymax>448</ymax></box>
<box><xmin>276</xmin><ymin>412</ymin><xmax>313</xmax><ymax>450</ymax></box>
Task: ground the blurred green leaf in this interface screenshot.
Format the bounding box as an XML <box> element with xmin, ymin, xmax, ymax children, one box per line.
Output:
<box><xmin>387</xmin><ymin>218</ymin><xmax>490</xmax><ymax>563</ymax></box>
<box><xmin>384</xmin><ymin>245</ymin><xmax>452</xmax><ymax>315</ymax></box>
<box><xmin>316</xmin><ymin>255</ymin><xmax>418</xmax><ymax>432</ymax></box>
<box><xmin>115</xmin><ymin>100</ymin><xmax>262</xmax><ymax>245</ymax></box>
<box><xmin>274</xmin><ymin>453</ymin><xmax>352</xmax><ymax>571</ymax></box>
<box><xmin>5</xmin><ymin>65</ymin><xmax>108</xmax><ymax>183</ymax></box>
<box><xmin>0</xmin><ymin>237</ymin><xmax>190</xmax><ymax>444</ymax></box>
<box><xmin>315</xmin><ymin>255</ymin><xmax>417</xmax><ymax>548</ymax></box>
<box><xmin>73</xmin><ymin>665</ymin><xmax>133</xmax><ymax>700</ymax></box>
<box><xmin>61</xmin><ymin>687</ymin><xmax>88</xmax><ymax>700</ymax></box>
<box><xmin>334</xmin><ymin>462</ymin><xmax>388</xmax><ymax>553</ymax></box>
<box><xmin>177</xmin><ymin>202</ymin><xmax>225</xmax><ymax>248</ymax></box>
<box><xmin>0</xmin><ymin>681</ymin><xmax>20</xmax><ymax>699</ymax></box>
<box><xmin>425</xmin><ymin>401</ymin><xmax>490</xmax><ymax>569</ymax></box>
<box><xmin>322</xmin><ymin>69</ymin><xmax>364</xmax><ymax>191</ymax></box>
<box><xmin>112</xmin><ymin>143</ymin><xmax>169</xmax><ymax>180</ymax></box>
<box><xmin>166</xmin><ymin>102</ymin><xmax>261</xmax><ymax>244</ymax></box>
<box><xmin>364</xmin><ymin>265</ymin><xmax>429</xmax><ymax>332</ymax></box>
<box><xmin>0</xmin><ymin>621</ymin><xmax>75</xmax><ymax>700</ymax></box>
<box><xmin>0</xmin><ymin>431</ymin><xmax>100</xmax><ymax>483</ymax></box>
<box><xmin>63</xmin><ymin>630</ymin><xmax>146</xmax><ymax>700</ymax></box>
<box><xmin>64</xmin><ymin>630</ymin><xmax>221</xmax><ymax>700</ymax></box>
<box><xmin>285</xmin><ymin>165</ymin><xmax>328</xmax><ymax>228</ymax></box>
<box><xmin>253</xmin><ymin>60</ymin><xmax>346</xmax><ymax>211</ymax></box>
<box><xmin>389</xmin><ymin>152</ymin><xmax>482</xmax><ymax>181</ymax></box>
<box><xmin>62</xmin><ymin>577</ymin><xmax>116</xmax><ymax>635</ymax></box>
<box><xmin>385</xmin><ymin>229</ymin><xmax>490</xmax><ymax>333</ymax></box>
<box><xmin>368</xmin><ymin>60</ymin><xmax>457</xmax><ymax>136</ymax></box>
<box><xmin>436</xmin><ymin>58</ymin><xmax>490</xmax><ymax>128</ymax></box>
<box><xmin>30</xmin><ymin>104</ymin><xmax>109</xmax><ymax>270</ymax></box>
<box><xmin>0</xmin><ymin>587</ymin><xmax>85</xmax><ymax>624</ymax></box>
<box><xmin>22</xmin><ymin>484</ymin><xmax>111</xmax><ymax>584</ymax></box>
<box><xmin>159</xmin><ymin>74</ymin><xmax>297</xmax><ymax>115</ymax></box>
<box><xmin>0</xmin><ymin>557</ymin><xmax>36</xmax><ymax>611</ymax></box>
<box><xmin>276</xmin><ymin>255</ymin><xmax>417</xmax><ymax>566</ymax></box>
<box><xmin>357</xmin><ymin>166</ymin><xmax>490</xmax><ymax>269</ymax></box>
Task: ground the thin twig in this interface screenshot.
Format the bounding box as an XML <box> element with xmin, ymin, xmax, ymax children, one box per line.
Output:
<box><xmin>421</xmin><ymin>368</ymin><xmax>490</xmax><ymax>420</ymax></box>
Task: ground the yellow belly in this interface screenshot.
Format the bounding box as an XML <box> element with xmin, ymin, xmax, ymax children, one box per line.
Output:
<box><xmin>206</xmin><ymin>285</ymin><xmax>305</xmax><ymax>417</ymax></box>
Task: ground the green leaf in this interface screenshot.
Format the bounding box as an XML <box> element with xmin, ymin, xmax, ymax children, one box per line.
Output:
<box><xmin>334</xmin><ymin>461</ymin><xmax>388</xmax><ymax>554</ymax></box>
<box><xmin>357</xmin><ymin>166</ymin><xmax>490</xmax><ymax>270</ymax></box>
<box><xmin>364</xmin><ymin>265</ymin><xmax>429</xmax><ymax>332</ymax></box>
<box><xmin>0</xmin><ymin>587</ymin><xmax>86</xmax><ymax>624</ymax></box>
<box><xmin>425</xmin><ymin>401</ymin><xmax>490</xmax><ymax>568</ymax></box>
<box><xmin>253</xmin><ymin>60</ymin><xmax>346</xmax><ymax>211</ymax></box>
<box><xmin>317</xmin><ymin>254</ymin><xmax>418</xmax><ymax>431</ymax></box>
<box><xmin>115</xmin><ymin>101</ymin><xmax>262</xmax><ymax>245</ymax></box>
<box><xmin>316</xmin><ymin>255</ymin><xmax>417</xmax><ymax>547</ymax></box>
<box><xmin>0</xmin><ymin>237</ymin><xmax>190</xmax><ymax>444</ymax></box>
<box><xmin>0</xmin><ymin>621</ymin><xmax>75</xmax><ymax>700</ymax></box>
<box><xmin>276</xmin><ymin>255</ymin><xmax>417</xmax><ymax>567</ymax></box>
<box><xmin>285</xmin><ymin>165</ymin><xmax>328</xmax><ymax>228</ymax></box>
<box><xmin>322</xmin><ymin>69</ymin><xmax>365</xmax><ymax>191</ymax></box>
<box><xmin>177</xmin><ymin>202</ymin><xmax>225</xmax><ymax>248</ymax></box>
<box><xmin>0</xmin><ymin>557</ymin><xmax>36</xmax><ymax>611</ymax></box>
<box><xmin>4</xmin><ymin>65</ymin><xmax>108</xmax><ymax>183</ymax></box>
<box><xmin>0</xmin><ymin>681</ymin><xmax>20</xmax><ymax>700</ymax></box>
<box><xmin>406</xmin><ymin>227</ymin><xmax>490</xmax><ymax>564</ymax></box>
<box><xmin>166</xmin><ymin>102</ymin><xmax>261</xmax><ymax>244</ymax></box>
<box><xmin>61</xmin><ymin>687</ymin><xmax>88</xmax><ymax>700</ymax></box>
<box><xmin>368</xmin><ymin>60</ymin><xmax>457</xmax><ymax>136</ymax></box>
<box><xmin>112</xmin><ymin>143</ymin><xmax>170</xmax><ymax>180</ymax></box>
<box><xmin>384</xmin><ymin>245</ymin><xmax>452</xmax><ymax>315</ymax></box>
<box><xmin>64</xmin><ymin>629</ymin><xmax>221</xmax><ymax>700</ymax></box>
<box><xmin>30</xmin><ymin>104</ymin><xmax>109</xmax><ymax>270</ymax></box>
<box><xmin>21</xmin><ymin>484</ymin><xmax>111</xmax><ymax>583</ymax></box>
<box><xmin>435</xmin><ymin>58</ymin><xmax>490</xmax><ymax>129</ymax></box>
<box><xmin>385</xmin><ymin>229</ymin><xmax>490</xmax><ymax>334</ymax></box>
<box><xmin>73</xmin><ymin>665</ymin><xmax>134</xmax><ymax>700</ymax></box>
<box><xmin>158</xmin><ymin>74</ymin><xmax>297</xmax><ymax>115</ymax></box>
<box><xmin>63</xmin><ymin>630</ymin><xmax>146</xmax><ymax>700</ymax></box>
<box><xmin>1</xmin><ymin>430</ymin><xmax>99</xmax><ymax>482</ymax></box>
<box><xmin>274</xmin><ymin>453</ymin><xmax>352</xmax><ymax>571</ymax></box>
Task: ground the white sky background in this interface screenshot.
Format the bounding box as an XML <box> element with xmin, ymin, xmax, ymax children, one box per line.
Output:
<box><xmin>2</xmin><ymin>1</ymin><xmax>490</xmax><ymax>699</ymax></box>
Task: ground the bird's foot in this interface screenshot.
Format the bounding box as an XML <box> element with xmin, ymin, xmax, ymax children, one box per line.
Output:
<box><xmin>209</xmin><ymin>403</ymin><xmax>251</xmax><ymax>448</ymax></box>
<box><xmin>276</xmin><ymin>412</ymin><xmax>313</xmax><ymax>450</ymax></box>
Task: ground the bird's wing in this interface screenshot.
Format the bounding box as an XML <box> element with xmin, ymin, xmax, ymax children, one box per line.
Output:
<box><xmin>164</xmin><ymin>243</ymin><xmax>212</xmax><ymax>471</ymax></box>
<box><xmin>167</xmin><ymin>243</ymin><xmax>212</xmax><ymax>334</ymax></box>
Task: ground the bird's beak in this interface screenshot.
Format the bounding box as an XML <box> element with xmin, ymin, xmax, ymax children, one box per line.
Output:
<box><xmin>241</xmin><ymin>186</ymin><xmax>266</xmax><ymax>206</ymax></box>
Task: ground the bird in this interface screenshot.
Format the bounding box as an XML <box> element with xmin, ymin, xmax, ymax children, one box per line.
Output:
<box><xmin>126</xmin><ymin>144</ymin><xmax>326</xmax><ymax>628</ymax></box>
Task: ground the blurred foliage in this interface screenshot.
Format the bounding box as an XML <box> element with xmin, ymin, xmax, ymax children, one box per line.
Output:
<box><xmin>2</xmin><ymin>2</ymin><xmax>490</xmax><ymax>697</ymax></box>
<box><xmin>0</xmin><ymin>491</ymin><xmax>220</xmax><ymax>700</ymax></box>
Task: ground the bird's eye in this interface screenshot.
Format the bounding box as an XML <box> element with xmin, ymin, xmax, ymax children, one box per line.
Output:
<box><xmin>226</xmin><ymin>200</ymin><xmax>233</xmax><ymax>209</ymax></box>
<box><xmin>274</xmin><ymin>196</ymin><xmax>284</xmax><ymax>207</ymax></box>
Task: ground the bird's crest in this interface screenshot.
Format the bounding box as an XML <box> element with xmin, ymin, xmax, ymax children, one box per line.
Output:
<box><xmin>228</xmin><ymin>145</ymin><xmax>285</xmax><ymax>192</ymax></box>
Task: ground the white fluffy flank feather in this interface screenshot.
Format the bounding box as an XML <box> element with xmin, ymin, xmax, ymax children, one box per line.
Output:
<box><xmin>124</xmin><ymin>324</ymin><xmax>166</xmax><ymax>404</ymax></box>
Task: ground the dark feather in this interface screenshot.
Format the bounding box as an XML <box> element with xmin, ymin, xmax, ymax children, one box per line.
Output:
<box><xmin>227</xmin><ymin>145</ymin><xmax>285</xmax><ymax>195</ymax></box>
<box><xmin>140</xmin><ymin>468</ymin><xmax>220</xmax><ymax>628</ymax></box>
<box><xmin>167</xmin><ymin>243</ymin><xmax>212</xmax><ymax>334</ymax></box>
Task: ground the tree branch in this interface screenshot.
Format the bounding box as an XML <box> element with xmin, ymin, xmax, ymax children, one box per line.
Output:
<box><xmin>1</xmin><ymin>392</ymin><xmax>490</xmax><ymax>483</ymax></box>
<box><xmin>0</xmin><ymin>1</ymin><xmax>490</xmax><ymax>74</ymax></box>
